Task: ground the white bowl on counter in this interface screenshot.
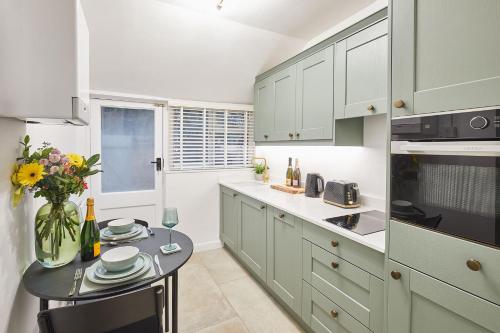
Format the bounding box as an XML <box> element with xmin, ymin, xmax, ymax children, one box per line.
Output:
<box><xmin>101</xmin><ymin>246</ymin><xmax>140</xmax><ymax>272</ymax></box>
<box><xmin>107</xmin><ymin>218</ymin><xmax>135</xmax><ymax>234</ymax></box>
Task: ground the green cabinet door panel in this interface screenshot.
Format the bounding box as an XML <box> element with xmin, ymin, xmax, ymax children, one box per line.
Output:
<box><xmin>220</xmin><ymin>186</ymin><xmax>238</xmax><ymax>252</ymax></box>
<box><xmin>236</xmin><ymin>194</ymin><xmax>267</xmax><ymax>281</ymax></box>
<box><xmin>295</xmin><ymin>46</ymin><xmax>334</xmax><ymax>140</ymax></box>
<box><xmin>254</xmin><ymin>78</ymin><xmax>274</xmax><ymax>141</ymax></box>
<box><xmin>269</xmin><ymin>66</ymin><xmax>297</xmax><ymax>141</ymax></box>
<box><xmin>266</xmin><ymin>208</ymin><xmax>303</xmax><ymax>315</ymax></box>
<box><xmin>302</xmin><ymin>281</ymin><xmax>370</xmax><ymax>333</ymax></box>
<box><xmin>335</xmin><ymin>19</ymin><xmax>388</xmax><ymax>119</ymax></box>
<box><xmin>392</xmin><ymin>0</ymin><xmax>500</xmax><ymax>117</ymax></box>
<box><xmin>387</xmin><ymin>260</ymin><xmax>500</xmax><ymax>333</ymax></box>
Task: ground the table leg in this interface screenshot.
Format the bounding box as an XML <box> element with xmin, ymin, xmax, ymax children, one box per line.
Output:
<box><xmin>164</xmin><ymin>275</ymin><xmax>169</xmax><ymax>333</ymax></box>
<box><xmin>40</xmin><ymin>298</ymin><xmax>48</xmax><ymax>312</ymax></box>
<box><xmin>172</xmin><ymin>270</ymin><xmax>178</xmax><ymax>333</ymax></box>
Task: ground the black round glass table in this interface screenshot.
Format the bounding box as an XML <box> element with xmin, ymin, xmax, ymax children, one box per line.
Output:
<box><xmin>23</xmin><ymin>228</ymin><xmax>193</xmax><ymax>333</ymax></box>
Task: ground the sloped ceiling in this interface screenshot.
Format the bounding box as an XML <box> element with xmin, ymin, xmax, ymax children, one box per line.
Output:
<box><xmin>157</xmin><ymin>0</ymin><xmax>377</xmax><ymax>39</ymax></box>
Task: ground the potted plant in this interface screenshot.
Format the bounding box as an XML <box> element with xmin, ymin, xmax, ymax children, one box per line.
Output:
<box><xmin>11</xmin><ymin>135</ymin><xmax>101</xmax><ymax>268</ymax></box>
<box><xmin>254</xmin><ymin>163</ymin><xmax>267</xmax><ymax>181</ymax></box>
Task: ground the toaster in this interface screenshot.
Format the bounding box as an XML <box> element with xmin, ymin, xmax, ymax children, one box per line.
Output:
<box><xmin>323</xmin><ymin>181</ymin><xmax>360</xmax><ymax>208</ymax></box>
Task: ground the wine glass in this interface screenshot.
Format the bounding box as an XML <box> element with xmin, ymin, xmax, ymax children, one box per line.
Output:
<box><xmin>162</xmin><ymin>207</ymin><xmax>179</xmax><ymax>251</ymax></box>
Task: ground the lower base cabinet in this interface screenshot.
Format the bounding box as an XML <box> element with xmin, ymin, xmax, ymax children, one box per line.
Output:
<box><xmin>266</xmin><ymin>207</ymin><xmax>303</xmax><ymax>316</ymax></box>
<box><xmin>236</xmin><ymin>194</ymin><xmax>267</xmax><ymax>282</ymax></box>
<box><xmin>388</xmin><ymin>260</ymin><xmax>500</xmax><ymax>333</ymax></box>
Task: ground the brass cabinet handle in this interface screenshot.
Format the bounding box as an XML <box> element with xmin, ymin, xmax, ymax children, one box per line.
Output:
<box><xmin>289</xmin><ymin>132</ymin><xmax>294</xmax><ymax>138</ymax></box>
<box><xmin>466</xmin><ymin>259</ymin><xmax>481</xmax><ymax>271</ymax></box>
<box><xmin>330</xmin><ymin>310</ymin><xmax>338</xmax><ymax>318</ymax></box>
<box><xmin>260</xmin><ymin>205</ymin><xmax>266</xmax><ymax>210</ymax></box>
<box><xmin>264</xmin><ymin>134</ymin><xmax>268</xmax><ymax>139</ymax></box>
<box><xmin>331</xmin><ymin>262</ymin><xmax>339</xmax><ymax>269</ymax></box>
<box><xmin>391</xmin><ymin>271</ymin><xmax>402</xmax><ymax>280</ymax></box>
<box><xmin>279</xmin><ymin>213</ymin><xmax>285</xmax><ymax>219</ymax></box>
<box><xmin>296</xmin><ymin>132</ymin><xmax>300</xmax><ymax>137</ymax></box>
<box><xmin>331</xmin><ymin>240</ymin><xmax>339</xmax><ymax>248</ymax></box>
<box><xmin>232</xmin><ymin>193</ymin><xmax>238</xmax><ymax>197</ymax></box>
<box><xmin>393</xmin><ymin>99</ymin><xmax>405</xmax><ymax>108</ymax></box>
<box><xmin>367</xmin><ymin>104</ymin><xmax>375</xmax><ymax>112</ymax></box>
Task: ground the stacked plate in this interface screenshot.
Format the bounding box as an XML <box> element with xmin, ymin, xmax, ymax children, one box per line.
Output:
<box><xmin>101</xmin><ymin>218</ymin><xmax>145</xmax><ymax>242</ymax></box>
<box><xmin>85</xmin><ymin>246</ymin><xmax>152</xmax><ymax>285</ymax></box>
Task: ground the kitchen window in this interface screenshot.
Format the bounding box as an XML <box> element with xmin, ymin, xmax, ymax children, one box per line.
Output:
<box><xmin>167</xmin><ymin>106</ymin><xmax>255</xmax><ymax>171</ymax></box>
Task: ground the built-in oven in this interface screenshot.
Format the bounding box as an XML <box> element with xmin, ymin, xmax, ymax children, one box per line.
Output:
<box><xmin>391</xmin><ymin>108</ymin><xmax>500</xmax><ymax>248</ymax></box>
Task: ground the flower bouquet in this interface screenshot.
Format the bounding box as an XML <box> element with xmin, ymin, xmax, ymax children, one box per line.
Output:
<box><xmin>11</xmin><ymin>135</ymin><xmax>101</xmax><ymax>268</ymax></box>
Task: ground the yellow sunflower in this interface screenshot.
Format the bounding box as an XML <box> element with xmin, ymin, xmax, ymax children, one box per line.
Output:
<box><xmin>66</xmin><ymin>153</ymin><xmax>84</xmax><ymax>167</ymax></box>
<box><xmin>17</xmin><ymin>163</ymin><xmax>46</xmax><ymax>186</ymax></box>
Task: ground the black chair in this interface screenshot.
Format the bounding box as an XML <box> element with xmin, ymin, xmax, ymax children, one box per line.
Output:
<box><xmin>98</xmin><ymin>218</ymin><xmax>149</xmax><ymax>230</ymax></box>
<box><xmin>37</xmin><ymin>286</ymin><xmax>164</xmax><ymax>333</ymax></box>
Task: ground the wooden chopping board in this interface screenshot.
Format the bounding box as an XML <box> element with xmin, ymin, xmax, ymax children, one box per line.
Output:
<box><xmin>271</xmin><ymin>184</ymin><xmax>305</xmax><ymax>194</ymax></box>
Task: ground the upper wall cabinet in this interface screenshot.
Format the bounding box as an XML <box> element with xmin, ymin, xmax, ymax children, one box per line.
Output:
<box><xmin>0</xmin><ymin>0</ymin><xmax>90</xmax><ymax>124</ymax></box>
<box><xmin>254</xmin><ymin>77</ymin><xmax>274</xmax><ymax>141</ymax></box>
<box><xmin>295</xmin><ymin>46</ymin><xmax>334</xmax><ymax>140</ymax></box>
<box><xmin>392</xmin><ymin>0</ymin><xmax>500</xmax><ymax>118</ymax></box>
<box><xmin>335</xmin><ymin>19</ymin><xmax>388</xmax><ymax>119</ymax></box>
<box><xmin>270</xmin><ymin>66</ymin><xmax>297</xmax><ymax>141</ymax></box>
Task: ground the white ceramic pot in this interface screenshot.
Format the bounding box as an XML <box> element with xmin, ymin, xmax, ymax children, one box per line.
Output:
<box><xmin>254</xmin><ymin>173</ymin><xmax>264</xmax><ymax>181</ymax></box>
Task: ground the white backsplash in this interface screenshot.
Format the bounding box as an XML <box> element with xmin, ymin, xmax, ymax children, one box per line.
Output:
<box><xmin>255</xmin><ymin>114</ymin><xmax>388</xmax><ymax>200</ymax></box>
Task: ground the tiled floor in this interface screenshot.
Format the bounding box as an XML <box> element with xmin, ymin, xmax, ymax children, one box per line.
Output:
<box><xmin>177</xmin><ymin>248</ymin><xmax>305</xmax><ymax>333</ymax></box>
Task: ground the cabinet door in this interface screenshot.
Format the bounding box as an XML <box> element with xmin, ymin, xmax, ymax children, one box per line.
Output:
<box><xmin>220</xmin><ymin>187</ymin><xmax>238</xmax><ymax>252</ymax></box>
<box><xmin>388</xmin><ymin>260</ymin><xmax>500</xmax><ymax>333</ymax></box>
<box><xmin>392</xmin><ymin>0</ymin><xmax>500</xmax><ymax>117</ymax></box>
<box><xmin>237</xmin><ymin>195</ymin><xmax>267</xmax><ymax>281</ymax></box>
<box><xmin>269</xmin><ymin>66</ymin><xmax>297</xmax><ymax>141</ymax></box>
<box><xmin>254</xmin><ymin>77</ymin><xmax>274</xmax><ymax>142</ymax></box>
<box><xmin>266</xmin><ymin>208</ymin><xmax>302</xmax><ymax>315</ymax></box>
<box><xmin>296</xmin><ymin>46</ymin><xmax>334</xmax><ymax>140</ymax></box>
<box><xmin>335</xmin><ymin>19</ymin><xmax>387</xmax><ymax>119</ymax></box>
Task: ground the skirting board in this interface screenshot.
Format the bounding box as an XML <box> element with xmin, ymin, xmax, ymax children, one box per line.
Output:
<box><xmin>193</xmin><ymin>240</ymin><xmax>223</xmax><ymax>253</ymax></box>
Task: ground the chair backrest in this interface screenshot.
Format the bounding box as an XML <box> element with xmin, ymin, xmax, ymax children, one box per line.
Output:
<box><xmin>38</xmin><ymin>286</ymin><xmax>163</xmax><ymax>333</ymax></box>
<box><xmin>98</xmin><ymin>219</ymin><xmax>149</xmax><ymax>230</ymax></box>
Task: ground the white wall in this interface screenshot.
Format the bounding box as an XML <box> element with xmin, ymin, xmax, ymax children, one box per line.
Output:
<box><xmin>81</xmin><ymin>0</ymin><xmax>306</xmax><ymax>104</ymax></box>
<box><xmin>255</xmin><ymin>115</ymin><xmax>387</xmax><ymax>201</ymax></box>
<box><xmin>0</xmin><ymin>118</ymin><xmax>38</xmax><ymax>333</ymax></box>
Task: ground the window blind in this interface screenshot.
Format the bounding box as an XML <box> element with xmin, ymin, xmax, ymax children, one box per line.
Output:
<box><xmin>168</xmin><ymin>106</ymin><xmax>254</xmax><ymax>171</ymax></box>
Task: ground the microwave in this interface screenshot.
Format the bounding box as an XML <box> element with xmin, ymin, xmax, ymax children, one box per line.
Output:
<box><xmin>390</xmin><ymin>108</ymin><xmax>500</xmax><ymax>248</ymax></box>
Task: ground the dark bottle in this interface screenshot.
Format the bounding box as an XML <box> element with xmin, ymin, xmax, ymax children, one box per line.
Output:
<box><xmin>81</xmin><ymin>197</ymin><xmax>100</xmax><ymax>261</ymax></box>
<box><xmin>286</xmin><ymin>157</ymin><xmax>293</xmax><ymax>186</ymax></box>
<box><xmin>292</xmin><ymin>158</ymin><xmax>301</xmax><ymax>188</ymax></box>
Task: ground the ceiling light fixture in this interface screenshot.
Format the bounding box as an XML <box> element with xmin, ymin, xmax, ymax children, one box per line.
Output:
<box><xmin>216</xmin><ymin>0</ymin><xmax>224</xmax><ymax>10</ymax></box>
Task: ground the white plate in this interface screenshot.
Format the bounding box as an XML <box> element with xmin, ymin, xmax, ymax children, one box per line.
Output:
<box><xmin>101</xmin><ymin>224</ymin><xmax>143</xmax><ymax>241</ymax></box>
<box><xmin>95</xmin><ymin>253</ymin><xmax>146</xmax><ymax>280</ymax></box>
<box><xmin>86</xmin><ymin>253</ymin><xmax>152</xmax><ymax>285</ymax></box>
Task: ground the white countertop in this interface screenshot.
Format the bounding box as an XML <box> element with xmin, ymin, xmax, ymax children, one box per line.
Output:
<box><xmin>219</xmin><ymin>180</ymin><xmax>386</xmax><ymax>253</ymax></box>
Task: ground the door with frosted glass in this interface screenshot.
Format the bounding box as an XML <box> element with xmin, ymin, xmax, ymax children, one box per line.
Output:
<box><xmin>90</xmin><ymin>100</ymin><xmax>163</xmax><ymax>226</ymax></box>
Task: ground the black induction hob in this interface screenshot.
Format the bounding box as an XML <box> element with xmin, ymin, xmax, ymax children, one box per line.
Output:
<box><xmin>324</xmin><ymin>210</ymin><xmax>385</xmax><ymax>235</ymax></box>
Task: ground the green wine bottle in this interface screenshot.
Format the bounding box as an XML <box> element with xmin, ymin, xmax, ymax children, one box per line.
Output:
<box><xmin>286</xmin><ymin>157</ymin><xmax>293</xmax><ymax>186</ymax></box>
<box><xmin>81</xmin><ymin>197</ymin><xmax>100</xmax><ymax>261</ymax></box>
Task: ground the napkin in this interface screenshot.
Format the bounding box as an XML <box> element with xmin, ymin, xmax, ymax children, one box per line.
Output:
<box><xmin>79</xmin><ymin>260</ymin><xmax>157</xmax><ymax>295</ymax></box>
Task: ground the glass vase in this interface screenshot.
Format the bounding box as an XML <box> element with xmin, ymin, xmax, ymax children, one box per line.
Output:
<box><xmin>35</xmin><ymin>197</ymin><xmax>81</xmax><ymax>268</ymax></box>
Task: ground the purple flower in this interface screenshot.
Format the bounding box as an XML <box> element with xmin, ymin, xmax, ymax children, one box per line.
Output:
<box><xmin>39</xmin><ymin>159</ymin><xmax>49</xmax><ymax>166</ymax></box>
<box><xmin>49</xmin><ymin>166</ymin><xmax>59</xmax><ymax>175</ymax></box>
<box><xmin>51</xmin><ymin>148</ymin><xmax>61</xmax><ymax>155</ymax></box>
<box><xmin>60</xmin><ymin>156</ymin><xmax>69</xmax><ymax>164</ymax></box>
<box><xmin>48</xmin><ymin>154</ymin><xmax>61</xmax><ymax>164</ymax></box>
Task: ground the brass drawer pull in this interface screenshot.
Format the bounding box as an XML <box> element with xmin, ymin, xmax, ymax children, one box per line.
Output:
<box><xmin>367</xmin><ymin>104</ymin><xmax>375</xmax><ymax>112</ymax></box>
<box><xmin>264</xmin><ymin>134</ymin><xmax>268</xmax><ymax>139</ymax></box>
<box><xmin>331</xmin><ymin>262</ymin><xmax>339</xmax><ymax>269</ymax></box>
<box><xmin>391</xmin><ymin>271</ymin><xmax>402</xmax><ymax>280</ymax></box>
<box><xmin>260</xmin><ymin>205</ymin><xmax>266</xmax><ymax>210</ymax></box>
<box><xmin>279</xmin><ymin>213</ymin><xmax>285</xmax><ymax>219</ymax></box>
<box><xmin>331</xmin><ymin>240</ymin><xmax>339</xmax><ymax>248</ymax></box>
<box><xmin>289</xmin><ymin>132</ymin><xmax>294</xmax><ymax>138</ymax></box>
<box><xmin>296</xmin><ymin>132</ymin><xmax>300</xmax><ymax>137</ymax></box>
<box><xmin>232</xmin><ymin>193</ymin><xmax>238</xmax><ymax>197</ymax></box>
<box><xmin>330</xmin><ymin>310</ymin><xmax>338</xmax><ymax>318</ymax></box>
<box><xmin>393</xmin><ymin>99</ymin><xmax>405</xmax><ymax>108</ymax></box>
<box><xmin>466</xmin><ymin>259</ymin><xmax>481</xmax><ymax>271</ymax></box>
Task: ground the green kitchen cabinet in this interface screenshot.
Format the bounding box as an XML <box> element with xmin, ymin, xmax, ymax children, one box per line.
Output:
<box><xmin>266</xmin><ymin>208</ymin><xmax>303</xmax><ymax>316</ymax></box>
<box><xmin>335</xmin><ymin>19</ymin><xmax>388</xmax><ymax>119</ymax></box>
<box><xmin>392</xmin><ymin>0</ymin><xmax>500</xmax><ymax>117</ymax></box>
<box><xmin>236</xmin><ymin>194</ymin><xmax>267</xmax><ymax>281</ymax></box>
<box><xmin>269</xmin><ymin>66</ymin><xmax>297</xmax><ymax>141</ymax></box>
<box><xmin>387</xmin><ymin>260</ymin><xmax>500</xmax><ymax>333</ymax></box>
<box><xmin>254</xmin><ymin>77</ymin><xmax>274</xmax><ymax>141</ymax></box>
<box><xmin>220</xmin><ymin>186</ymin><xmax>238</xmax><ymax>252</ymax></box>
<box><xmin>295</xmin><ymin>46</ymin><xmax>334</xmax><ymax>140</ymax></box>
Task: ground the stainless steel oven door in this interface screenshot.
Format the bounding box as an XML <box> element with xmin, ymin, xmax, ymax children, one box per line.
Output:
<box><xmin>391</xmin><ymin>141</ymin><xmax>500</xmax><ymax>248</ymax></box>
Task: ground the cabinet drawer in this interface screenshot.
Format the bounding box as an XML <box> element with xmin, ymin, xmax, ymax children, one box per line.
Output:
<box><xmin>303</xmin><ymin>241</ymin><xmax>384</xmax><ymax>332</ymax></box>
<box><xmin>303</xmin><ymin>222</ymin><xmax>384</xmax><ymax>279</ymax></box>
<box><xmin>389</xmin><ymin>220</ymin><xmax>500</xmax><ymax>306</ymax></box>
<box><xmin>302</xmin><ymin>281</ymin><xmax>370</xmax><ymax>333</ymax></box>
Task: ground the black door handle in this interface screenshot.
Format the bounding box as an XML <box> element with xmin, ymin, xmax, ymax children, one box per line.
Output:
<box><xmin>150</xmin><ymin>157</ymin><xmax>162</xmax><ymax>171</ymax></box>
